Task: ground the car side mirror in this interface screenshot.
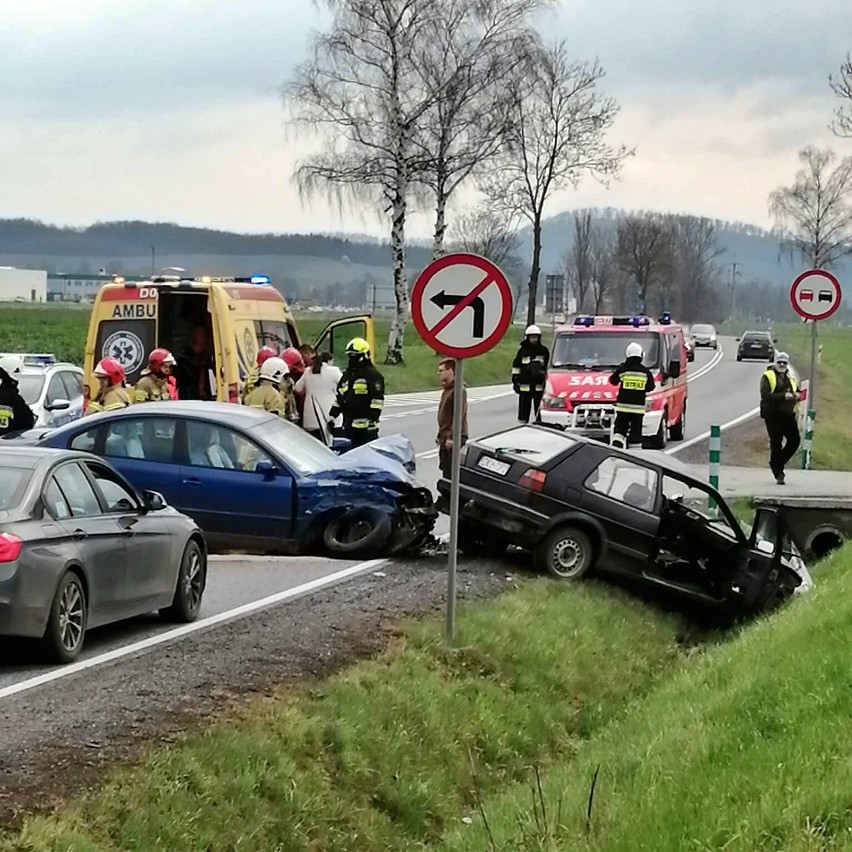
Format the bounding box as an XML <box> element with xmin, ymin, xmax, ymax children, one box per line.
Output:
<box><xmin>773</xmin><ymin>338</ymin><xmax>778</xmax><ymax>344</ymax></box>
<box><xmin>668</xmin><ymin>359</ymin><xmax>681</xmax><ymax>379</ymax></box>
<box><xmin>46</xmin><ymin>398</ymin><xmax>71</xmax><ymax>412</ymax></box>
<box><xmin>142</xmin><ymin>490</ymin><xmax>166</xmax><ymax>512</ymax></box>
<box><xmin>256</xmin><ymin>459</ymin><xmax>278</xmax><ymax>479</ymax></box>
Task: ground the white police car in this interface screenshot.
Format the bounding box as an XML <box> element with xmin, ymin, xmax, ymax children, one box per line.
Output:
<box><xmin>0</xmin><ymin>353</ymin><xmax>85</xmax><ymax>428</ymax></box>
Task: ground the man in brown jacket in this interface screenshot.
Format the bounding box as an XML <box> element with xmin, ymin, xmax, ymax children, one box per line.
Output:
<box><xmin>437</xmin><ymin>358</ymin><xmax>469</xmax><ymax>478</ymax></box>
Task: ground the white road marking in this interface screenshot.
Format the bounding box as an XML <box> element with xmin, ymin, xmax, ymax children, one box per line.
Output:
<box><xmin>666</xmin><ymin>406</ymin><xmax>761</xmax><ymax>455</ymax></box>
<box><xmin>686</xmin><ymin>346</ymin><xmax>724</xmax><ymax>382</ymax></box>
<box><xmin>0</xmin><ymin>557</ymin><xmax>389</xmax><ymax>702</ymax></box>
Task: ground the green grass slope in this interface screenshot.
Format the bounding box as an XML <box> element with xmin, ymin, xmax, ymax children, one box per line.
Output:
<box><xmin>443</xmin><ymin>549</ymin><xmax>852</xmax><ymax>851</ymax></box>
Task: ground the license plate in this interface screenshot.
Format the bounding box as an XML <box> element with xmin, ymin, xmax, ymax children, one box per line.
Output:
<box><xmin>477</xmin><ymin>456</ymin><xmax>511</xmax><ymax>476</ymax></box>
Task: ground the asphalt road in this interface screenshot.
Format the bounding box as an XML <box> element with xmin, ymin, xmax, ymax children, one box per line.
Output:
<box><xmin>0</xmin><ymin>338</ymin><xmax>762</xmax><ymax>697</ymax></box>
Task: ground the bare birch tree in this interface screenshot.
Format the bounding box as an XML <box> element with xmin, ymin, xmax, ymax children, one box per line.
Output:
<box><xmin>615</xmin><ymin>214</ymin><xmax>670</xmax><ymax>314</ymax></box>
<box><xmin>413</xmin><ymin>0</ymin><xmax>547</xmax><ymax>258</ymax></box>
<box><xmin>769</xmin><ymin>146</ymin><xmax>852</xmax><ymax>269</ymax></box>
<box><xmin>285</xmin><ymin>0</ymin><xmax>443</xmax><ymax>364</ymax></box>
<box><xmin>481</xmin><ymin>42</ymin><xmax>630</xmax><ymax>326</ymax></box>
<box><xmin>829</xmin><ymin>53</ymin><xmax>852</xmax><ymax>138</ymax></box>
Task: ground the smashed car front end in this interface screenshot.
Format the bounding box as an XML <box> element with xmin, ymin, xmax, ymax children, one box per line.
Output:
<box><xmin>299</xmin><ymin>436</ymin><xmax>437</xmax><ymax>555</ymax></box>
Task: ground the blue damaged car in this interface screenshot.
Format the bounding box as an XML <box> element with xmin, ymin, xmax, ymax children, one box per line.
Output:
<box><xmin>17</xmin><ymin>402</ymin><xmax>436</xmax><ymax>558</ymax></box>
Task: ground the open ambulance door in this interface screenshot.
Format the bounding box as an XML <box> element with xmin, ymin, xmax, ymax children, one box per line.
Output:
<box><xmin>206</xmin><ymin>286</ymin><xmax>238</xmax><ymax>402</ymax></box>
<box><xmin>312</xmin><ymin>316</ymin><xmax>376</xmax><ymax>362</ymax></box>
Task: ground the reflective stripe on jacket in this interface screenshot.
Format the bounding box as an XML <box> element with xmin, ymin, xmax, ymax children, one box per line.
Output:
<box><xmin>133</xmin><ymin>374</ymin><xmax>171</xmax><ymax>403</ymax></box>
<box><xmin>760</xmin><ymin>368</ymin><xmax>798</xmax><ymax>418</ymax></box>
<box><xmin>609</xmin><ymin>358</ymin><xmax>655</xmax><ymax>415</ymax></box>
<box><xmin>87</xmin><ymin>386</ymin><xmax>130</xmax><ymax>414</ymax></box>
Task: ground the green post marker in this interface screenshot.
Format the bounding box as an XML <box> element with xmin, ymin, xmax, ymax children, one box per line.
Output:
<box><xmin>708</xmin><ymin>424</ymin><xmax>721</xmax><ymax>511</ymax></box>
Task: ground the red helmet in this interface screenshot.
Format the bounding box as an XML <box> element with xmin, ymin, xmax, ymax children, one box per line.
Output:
<box><xmin>256</xmin><ymin>346</ymin><xmax>277</xmax><ymax>367</ymax></box>
<box><xmin>281</xmin><ymin>347</ymin><xmax>305</xmax><ymax>373</ymax></box>
<box><xmin>94</xmin><ymin>358</ymin><xmax>125</xmax><ymax>386</ymax></box>
<box><xmin>148</xmin><ymin>348</ymin><xmax>176</xmax><ymax>372</ymax></box>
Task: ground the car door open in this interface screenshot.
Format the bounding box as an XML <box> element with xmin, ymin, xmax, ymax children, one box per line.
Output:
<box><xmin>312</xmin><ymin>316</ymin><xmax>376</xmax><ymax>362</ymax></box>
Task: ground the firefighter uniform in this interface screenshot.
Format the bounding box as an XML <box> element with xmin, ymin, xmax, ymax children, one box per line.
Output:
<box><xmin>244</xmin><ymin>383</ymin><xmax>286</xmax><ymax>417</ymax></box>
<box><xmin>332</xmin><ymin>346</ymin><xmax>385</xmax><ymax>447</ymax></box>
<box><xmin>133</xmin><ymin>373</ymin><xmax>172</xmax><ymax>403</ymax></box>
<box><xmin>512</xmin><ymin>326</ymin><xmax>549</xmax><ymax>424</ymax></box>
<box><xmin>0</xmin><ymin>357</ymin><xmax>35</xmax><ymax>436</ymax></box>
<box><xmin>760</xmin><ymin>355</ymin><xmax>801</xmax><ymax>484</ymax></box>
<box><xmin>609</xmin><ymin>347</ymin><xmax>655</xmax><ymax>448</ymax></box>
<box><xmin>88</xmin><ymin>385</ymin><xmax>130</xmax><ymax>414</ymax></box>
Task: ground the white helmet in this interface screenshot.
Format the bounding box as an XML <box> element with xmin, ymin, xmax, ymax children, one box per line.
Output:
<box><xmin>0</xmin><ymin>355</ymin><xmax>24</xmax><ymax>376</ymax></box>
<box><xmin>626</xmin><ymin>342</ymin><xmax>643</xmax><ymax>359</ymax></box>
<box><xmin>525</xmin><ymin>325</ymin><xmax>542</xmax><ymax>337</ymax></box>
<box><xmin>259</xmin><ymin>356</ymin><xmax>288</xmax><ymax>384</ymax></box>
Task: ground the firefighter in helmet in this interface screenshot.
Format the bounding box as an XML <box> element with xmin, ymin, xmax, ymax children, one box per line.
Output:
<box><xmin>87</xmin><ymin>358</ymin><xmax>130</xmax><ymax>414</ymax></box>
<box><xmin>134</xmin><ymin>348</ymin><xmax>177</xmax><ymax>403</ymax></box>
<box><xmin>330</xmin><ymin>337</ymin><xmax>385</xmax><ymax>446</ymax></box>
<box><xmin>609</xmin><ymin>342</ymin><xmax>655</xmax><ymax>449</ymax></box>
<box><xmin>511</xmin><ymin>325</ymin><xmax>549</xmax><ymax>424</ymax></box>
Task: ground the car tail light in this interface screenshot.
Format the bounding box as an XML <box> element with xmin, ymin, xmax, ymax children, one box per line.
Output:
<box><xmin>0</xmin><ymin>533</ymin><xmax>23</xmax><ymax>563</ymax></box>
<box><xmin>228</xmin><ymin>383</ymin><xmax>239</xmax><ymax>403</ymax></box>
<box><xmin>519</xmin><ymin>469</ymin><xmax>547</xmax><ymax>492</ymax></box>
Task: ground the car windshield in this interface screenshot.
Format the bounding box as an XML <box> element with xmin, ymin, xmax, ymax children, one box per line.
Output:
<box><xmin>691</xmin><ymin>324</ymin><xmax>715</xmax><ymax>335</ymax></box>
<box><xmin>17</xmin><ymin>374</ymin><xmax>45</xmax><ymax>405</ymax></box>
<box><xmin>249</xmin><ymin>417</ymin><xmax>338</xmax><ymax>475</ymax></box>
<box><xmin>551</xmin><ymin>332</ymin><xmax>660</xmax><ymax>370</ymax></box>
<box><xmin>0</xmin><ymin>466</ymin><xmax>32</xmax><ymax>510</ymax></box>
<box><xmin>478</xmin><ymin>427</ymin><xmax>576</xmax><ymax>465</ymax></box>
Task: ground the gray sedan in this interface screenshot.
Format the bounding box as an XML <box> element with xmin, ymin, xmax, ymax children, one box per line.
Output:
<box><xmin>0</xmin><ymin>447</ymin><xmax>206</xmax><ymax>663</ymax></box>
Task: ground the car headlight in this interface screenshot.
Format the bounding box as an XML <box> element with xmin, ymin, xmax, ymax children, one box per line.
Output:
<box><xmin>544</xmin><ymin>395</ymin><xmax>566</xmax><ymax>409</ymax></box>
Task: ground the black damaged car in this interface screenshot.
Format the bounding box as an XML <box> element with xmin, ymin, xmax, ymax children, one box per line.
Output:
<box><xmin>437</xmin><ymin>425</ymin><xmax>803</xmax><ymax>613</ymax></box>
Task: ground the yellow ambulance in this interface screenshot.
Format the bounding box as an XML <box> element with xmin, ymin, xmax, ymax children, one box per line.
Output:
<box><xmin>82</xmin><ymin>274</ymin><xmax>375</xmax><ymax>403</ymax></box>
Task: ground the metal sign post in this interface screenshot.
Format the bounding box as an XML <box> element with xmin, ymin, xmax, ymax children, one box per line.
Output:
<box><xmin>445</xmin><ymin>357</ymin><xmax>465</xmax><ymax>642</ymax></box>
<box><xmin>411</xmin><ymin>252</ymin><xmax>514</xmax><ymax>643</ymax></box>
<box><xmin>789</xmin><ymin>268</ymin><xmax>842</xmax><ymax>470</ymax></box>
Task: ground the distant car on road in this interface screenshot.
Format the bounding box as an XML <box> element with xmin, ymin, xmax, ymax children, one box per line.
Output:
<box><xmin>736</xmin><ymin>331</ymin><xmax>775</xmax><ymax>362</ymax></box>
<box><xmin>24</xmin><ymin>402</ymin><xmax>436</xmax><ymax>558</ymax></box>
<box><xmin>0</xmin><ymin>446</ymin><xmax>205</xmax><ymax>663</ymax></box>
<box><xmin>0</xmin><ymin>353</ymin><xmax>84</xmax><ymax>428</ymax></box>
<box><xmin>437</xmin><ymin>425</ymin><xmax>802</xmax><ymax>614</ymax></box>
<box><xmin>689</xmin><ymin>323</ymin><xmax>718</xmax><ymax>349</ymax></box>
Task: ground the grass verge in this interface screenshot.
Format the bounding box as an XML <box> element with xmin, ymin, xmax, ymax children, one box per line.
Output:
<box><xmin>442</xmin><ymin>547</ymin><xmax>852</xmax><ymax>851</ymax></box>
<box><xmin>781</xmin><ymin>325</ymin><xmax>852</xmax><ymax>471</ymax></box>
<box><xmin>5</xmin><ymin>581</ymin><xmax>686</xmax><ymax>851</ymax></box>
<box><xmin>0</xmin><ymin>306</ymin><xmax>519</xmax><ymax>395</ymax></box>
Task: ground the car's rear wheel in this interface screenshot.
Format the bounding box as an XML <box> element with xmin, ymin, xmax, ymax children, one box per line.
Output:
<box><xmin>323</xmin><ymin>508</ymin><xmax>393</xmax><ymax>558</ymax></box>
<box><xmin>41</xmin><ymin>572</ymin><xmax>87</xmax><ymax>664</ymax></box>
<box><xmin>643</xmin><ymin>413</ymin><xmax>668</xmax><ymax>450</ymax></box>
<box><xmin>736</xmin><ymin>353</ymin><xmax>742</xmax><ymax>361</ymax></box>
<box><xmin>458</xmin><ymin>522</ymin><xmax>508</xmax><ymax>558</ymax></box>
<box><xmin>670</xmin><ymin>403</ymin><xmax>686</xmax><ymax>441</ymax></box>
<box><xmin>161</xmin><ymin>540</ymin><xmax>206</xmax><ymax>622</ymax></box>
<box><xmin>535</xmin><ymin>526</ymin><xmax>595</xmax><ymax>580</ymax></box>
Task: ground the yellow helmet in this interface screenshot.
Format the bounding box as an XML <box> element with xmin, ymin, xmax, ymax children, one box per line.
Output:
<box><xmin>345</xmin><ymin>337</ymin><xmax>370</xmax><ymax>356</ymax></box>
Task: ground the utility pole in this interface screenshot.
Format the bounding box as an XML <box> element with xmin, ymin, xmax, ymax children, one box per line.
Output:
<box><xmin>151</xmin><ymin>246</ymin><xmax>156</xmax><ymax>276</ymax></box>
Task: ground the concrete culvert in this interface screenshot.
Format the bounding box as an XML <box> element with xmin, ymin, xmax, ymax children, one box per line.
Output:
<box><xmin>808</xmin><ymin>528</ymin><xmax>845</xmax><ymax>560</ymax></box>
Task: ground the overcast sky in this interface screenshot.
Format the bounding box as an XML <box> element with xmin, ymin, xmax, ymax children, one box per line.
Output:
<box><xmin>1</xmin><ymin>0</ymin><xmax>849</xmax><ymax>238</ymax></box>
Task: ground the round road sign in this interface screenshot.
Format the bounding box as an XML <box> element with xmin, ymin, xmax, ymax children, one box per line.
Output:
<box><xmin>411</xmin><ymin>252</ymin><xmax>514</xmax><ymax>357</ymax></box>
<box><xmin>790</xmin><ymin>269</ymin><xmax>842</xmax><ymax>321</ymax></box>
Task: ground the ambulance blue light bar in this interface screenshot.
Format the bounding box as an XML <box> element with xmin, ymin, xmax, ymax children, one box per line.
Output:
<box><xmin>250</xmin><ymin>275</ymin><xmax>271</xmax><ymax>285</ymax></box>
<box><xmin>0</xmin><ymin>352</ymin><xmax>57</xmax><ymax>366</ymax></box>
<box><xmin>573</xmin><ymin>315</ymin><xmax>595</xmax><ymax>326</ymax></box>
<box><xmin>659</xmin><ymin>312</ymin><xmax>672</xmax><ymax>325</ymax></box>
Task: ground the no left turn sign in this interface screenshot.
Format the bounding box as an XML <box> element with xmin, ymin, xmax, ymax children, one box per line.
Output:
<box><xmin>411</xmin><ymin>253</ymin><xmax>514</xmax><ymax>357</ymax></box>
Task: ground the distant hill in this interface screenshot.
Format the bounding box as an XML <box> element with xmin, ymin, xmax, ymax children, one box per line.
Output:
<box><xmin>0</xmin><ymin>213</ymin><xmax>849</xmax><ymax>313</ymax></box>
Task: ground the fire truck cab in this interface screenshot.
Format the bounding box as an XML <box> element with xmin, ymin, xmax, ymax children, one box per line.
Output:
<box><xmin>539</xmin><ymin>313</ymin><xmax>689</xmax><ymax>450</ymax></box>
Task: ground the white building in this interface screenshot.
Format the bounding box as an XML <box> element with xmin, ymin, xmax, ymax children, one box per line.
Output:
<box><xmin>0</xmin><ymin>268</ymin><xmax>47</xmax><ymax>302</ymax></box>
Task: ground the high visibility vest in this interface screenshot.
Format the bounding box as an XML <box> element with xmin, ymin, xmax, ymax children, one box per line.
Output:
<box><xmin>763</xmin><ymin>369</ymin><xmax>797</xmax><ymax>394</ymax></box>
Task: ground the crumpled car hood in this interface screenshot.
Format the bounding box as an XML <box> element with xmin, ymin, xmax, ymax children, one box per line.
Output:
<box><xmin>312</xmin><ymin>434</ymin><xmax>422</xmax><ymax>488</ymax></box>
